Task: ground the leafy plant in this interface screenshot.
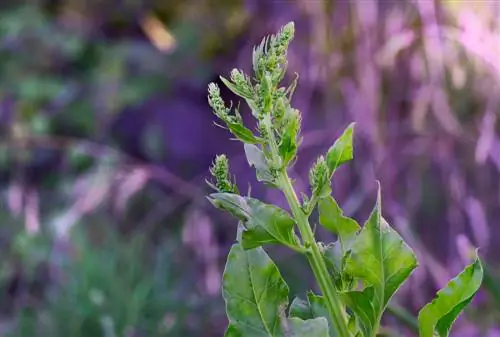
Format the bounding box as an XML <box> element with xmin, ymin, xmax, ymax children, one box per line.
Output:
<box><xmin>206</xmin><ymin>22</ymin><xmax>484</xmax><ymax>337</ymax></box>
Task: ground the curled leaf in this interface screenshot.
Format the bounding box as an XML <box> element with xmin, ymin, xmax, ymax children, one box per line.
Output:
<box><xmin>418</xmin><ymin>255</ymin><xmax>483</xmax><ymax>337</ymax></box>
<box><xmin>208</xmin><ymin>193</ymin><xmax>299</xmax><ymax>250</ymax></box>
<box><xmin>289</xmin><ymin>293</ymin><xmax>332</xmax><ymax>336</ymax></box>
<box><xmin>244</xmin><ymin>143</ymin><xmax>277</xmax><ymax>186</ymax></box>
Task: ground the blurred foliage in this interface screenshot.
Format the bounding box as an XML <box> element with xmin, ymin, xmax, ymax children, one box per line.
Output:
<box><xmin>0</xmin><ymin>0</ymin><xmax>498</xmax><ymax>335</ymax></box>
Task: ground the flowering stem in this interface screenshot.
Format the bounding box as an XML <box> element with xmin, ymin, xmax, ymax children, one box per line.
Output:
<box><xmin>264</xmin><ymin>121</ymin><xmax>350</xmax><ymax>336</ymax></box>
<box><xmin>278</xmin><ymin>172</ymin><xmax>350</xmax><ymax>337</ymax></box>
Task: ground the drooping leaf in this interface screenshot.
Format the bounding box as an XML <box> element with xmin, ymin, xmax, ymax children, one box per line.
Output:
<box><xmin>244</xmin><ymin>143</ymin><xmax>277</xmax><ymax>186</ymax></box>
<box><xmin>343</xmin><ymin>184</ymin><xmax>418</xmax><ymax>335</ymax></box>
<box><xmin>286</xmin><ymin>317</ymin><xmax>329</xmax><ymax>337</ymax></box>
<box><xmin>222</xmin><ymin>243</ymin><xmax>289</xmax><ymax>337</ymax></box>
<box><xmin>227</xmin><ymin>121</ymin><xmax>262</xmax><ymax>144</ymax></box>
<box><xmin>318</xmin><ymin>196</ymin><xmax>360</xmax><ymax>250</ymax></box>
<box><xmin>418</xmin><ymin>255</ymin><xmax>483</xmax><ymax>337</ymax></box>
<box><xmin>208</xmin><ymin>193</ymin><xmax>299</xmax><ymax>250</ymax></box>
<box><xmin>326</xmin><ymin>123</ymin><xmax>355</xmax><ymax>175</ymax></box>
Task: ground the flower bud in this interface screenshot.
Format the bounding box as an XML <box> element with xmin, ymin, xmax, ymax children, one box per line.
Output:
<box><xmin>208</xmin><ymin>83</ymin><xmax>230</xmax><ymax>121</ymax></box>
<box><xmin>309</xmin><ymin>155</ymin><xmax>329</xmax><ymax>196</ymax></box>
<box><xmin>229</xmin><ymin>69</ymin><xmax>254</xmax><ymax>99</ymax></box>
<box><xmin>208</xmin><ymin>154</ymin><xmax>238</xmax><ymax>193</ymax></box>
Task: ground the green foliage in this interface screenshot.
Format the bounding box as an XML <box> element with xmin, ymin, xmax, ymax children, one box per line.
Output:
<box><xmin>1</xmin><ymin>224</ymin><xmax>214</xmax><ymax>337</ymax></box>
<box><xmin>206</xmin><ymin>21</ymin><xmax>483</xmax><ymax>337</ymax></box>
<box><xmin>418</xmin><ymin>257</ymin><xmax>483</xmax><ymax>337</ymax></box>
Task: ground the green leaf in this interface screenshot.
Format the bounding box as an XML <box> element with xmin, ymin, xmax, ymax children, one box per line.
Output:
<box><xmin>343</xmin><ymin>185</ymin><xmax>418</xmax><ymax>335</ymax></box>
<box><xmin>418</xmin><ymin>255</ymin><xmax>483</xmax><ymax>337</ymax></box>
<box><xmin>286</xmin><ymin>317</ymin><xmax>329</xmax><ymax>337</ymax></box>
<box><xmin>227</xmin><ymin>121</ymin><xmax>262</xmax><ymax>144</ymax></box>
<box><xmin>289</xmin><ymin>293</ymin><xmax>333</xmax><ymax>336</ymax></box>
<box><xmin>222</xmin><ymin>243</ymin><xmax>289</xmax><ymax>337</ymax></box>
<box><xmin>318</xmin><ymin>196</ymin><xmax>360</xmax><ymax>251</ymax></box>
<box><xmin>225</xmin><ymin>324</ymin><xmax>243</xmax><ymax>337</ymax></box>
<box><xmin>278</xmin><ymin>109</ymin><xmax>300</xmax><ymax>166</ymax></box>
<box><xmin>208</xmin><ymin>193</ymin><xmax>298</xmax><ymax>250</ymax></box>
<box><xmin>244</xmin><ymin>143</ymin><xmax>277</xmax><ymax>186</ymax></box>
<box><xmin>289</xmin><ymin>297</ymin><xmax>312</xmax><ymax>320</ymax></box>
<box><xmin>341</xmin><ymin>287</ymin><xmax>377</xmax><ymax>336</ymax></box>
<box><xmin>322</xmin><ymin>242</ymin><xmax>355</xmax><ymax>292</ymax></box>
<box><xmin>326</xmin><ymin>123</ymin><xmax>355</xmax><ymax>175</ymax></box>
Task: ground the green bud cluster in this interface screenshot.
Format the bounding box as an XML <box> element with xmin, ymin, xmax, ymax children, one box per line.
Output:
<box><xmin>208</xmin><ymin>83</ymin><xmax>242</xmax><ymax>125</ymax></box>
<box><xmin>207</xmin><ymin>154</ymin><xmax>238</xmax><ymax>194</ymax></box>
<box><xmin>252</xmin><ymin>22</ymin><xmax>295</xmax><ymax>84</ymax></box>
<box><xmin>309</xmin><ymin>155</ymin><xmax>329</xmax><ymax>195</ymax></box>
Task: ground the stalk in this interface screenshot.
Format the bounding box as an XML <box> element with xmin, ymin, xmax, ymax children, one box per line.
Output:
<box><xmin>264</xmin><ymin>118</ymin><xmax>350</xmax><ymax>336</ymax></box>
<box><xmin>278</xmin><ymin>172</ymin><xmax>350</xmax><ymax>337</ymax></box>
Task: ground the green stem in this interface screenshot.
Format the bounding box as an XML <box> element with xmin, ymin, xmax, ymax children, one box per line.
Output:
<box><xmin>263</xmin><ymin>114</ymin><xmax>349</xmax><ymax>336</ymax></box>
<box><xmin>278</xmin><ymin>172</ymin><xmax>350</xmax><ymax>337</ymax></box>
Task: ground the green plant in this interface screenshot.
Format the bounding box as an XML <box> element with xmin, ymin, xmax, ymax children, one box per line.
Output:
<box><xmin>205</xmin><ymin>22</ymin><xmax>484</xmax><ymax>337</ymax></box>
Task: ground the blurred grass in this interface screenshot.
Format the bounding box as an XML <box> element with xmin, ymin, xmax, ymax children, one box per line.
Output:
<box><xmin>0</xmin><ymin>0</ymin><xmax>499</xmax><ymax>335</ymax></box>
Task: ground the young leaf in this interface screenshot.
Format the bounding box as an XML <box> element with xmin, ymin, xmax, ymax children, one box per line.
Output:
<box><xmin>318</xmin><ymin>196</ymin><xmax>360</xmax><ymax>250</ymax></box>
<box><xmin>227</xmin><ymin>121</ymin><xmax>262</xmax><ymax>144</ymax></box>
<box><xmin>342</xmin><ymin>185</ymin><xmax>418</xmax><ymax>335</ymax></box>
<box><xmin>341</xmin><ymin>287</ymin><xmax>377</xmax><ymax>336</ymax></box>
<box><xmin>326</xmin><ymin>123</ymin><xmax>355</xmax><ymax>175</ymax></box>
<box><xmin>244</xmin><ymin>143</ymin><xmax>277</xmax><ymax>186</ymax></box>
<box><xmin>322</xmin><ymin>242</ymin><xmax>355</xmax><ymax>292</ymax></box>
<box><xmin>289</xmin><ymin>293</ymin><xmax>333</xmax><ymax>336</ymax></box>
<box><xmin>286</xmin><ymin>317</ymin><xmax>329</xmax><ymax>337</ymax></box>
<box><xmin>208</xmin><ymin>193</ymin><xmax>299</xmax><ymax>250</ymax></box>
<box><xmin>418</xmin><ymin>255</ymin><xmax>483</xmax><ymax>337</ymax></box>
<box><xmin>278</xmin><ymin>109</ymin><xmax>300</xmax><ymax>166</ymax></box>
<box><xmin>222</xmin><ymin>243</ymin><xmax>289</xmax><ymax>336</ymax></box>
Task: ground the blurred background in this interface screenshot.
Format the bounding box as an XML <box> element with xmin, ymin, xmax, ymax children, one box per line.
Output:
<box><xmin>0</xmin><ymin>0</ymin><xmax>499</xmax><ymax>336</ymax></box>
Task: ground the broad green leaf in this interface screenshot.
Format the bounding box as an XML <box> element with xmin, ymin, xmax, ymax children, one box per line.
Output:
<box><xmin>326</xmin><ymin>123</ymin><xmax>355</xmax><ymax>175</ymax></box>
<box><xmin>227</xmin><ymin>122</ymin><xmax>262</xmax><ymax>144</ymax></box>
<box><xmin>318</xmin><ymin>196</ymin><xmax>360</xmax><ymax>250</ymax></box>
<box><xmin>244</xmin><ymin>143</ymin><xmax>277</xmax><ymax>186</ymax></box>
<box><xmin>286</xmin><ymin>317</ymin><xmax>329</xmax><ymax>337</ymax></box>
<box><xmin>343</xmin><ymin>185</ymin><xmax>418</xmax><ymax>335</ymax></box>
<box><xmin>418</xmin><ymin>256</ymin><xmax>483</xmax><ymax>337</ymax></box>
<box><xmin>208</xmin><ymin>193</ymin><xmax>299</xmax><ymax>249</ymax></box>
<box><xmin>222</xmin><ymin>243</ymin><xmax>289</xmax><ymax>337</ymax></box>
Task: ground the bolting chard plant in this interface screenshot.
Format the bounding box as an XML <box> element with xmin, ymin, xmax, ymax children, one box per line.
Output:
<box><xmin>205</xmin><ymin>21</ymin><xmax>484</xmax><ymax>337</ymax></box>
